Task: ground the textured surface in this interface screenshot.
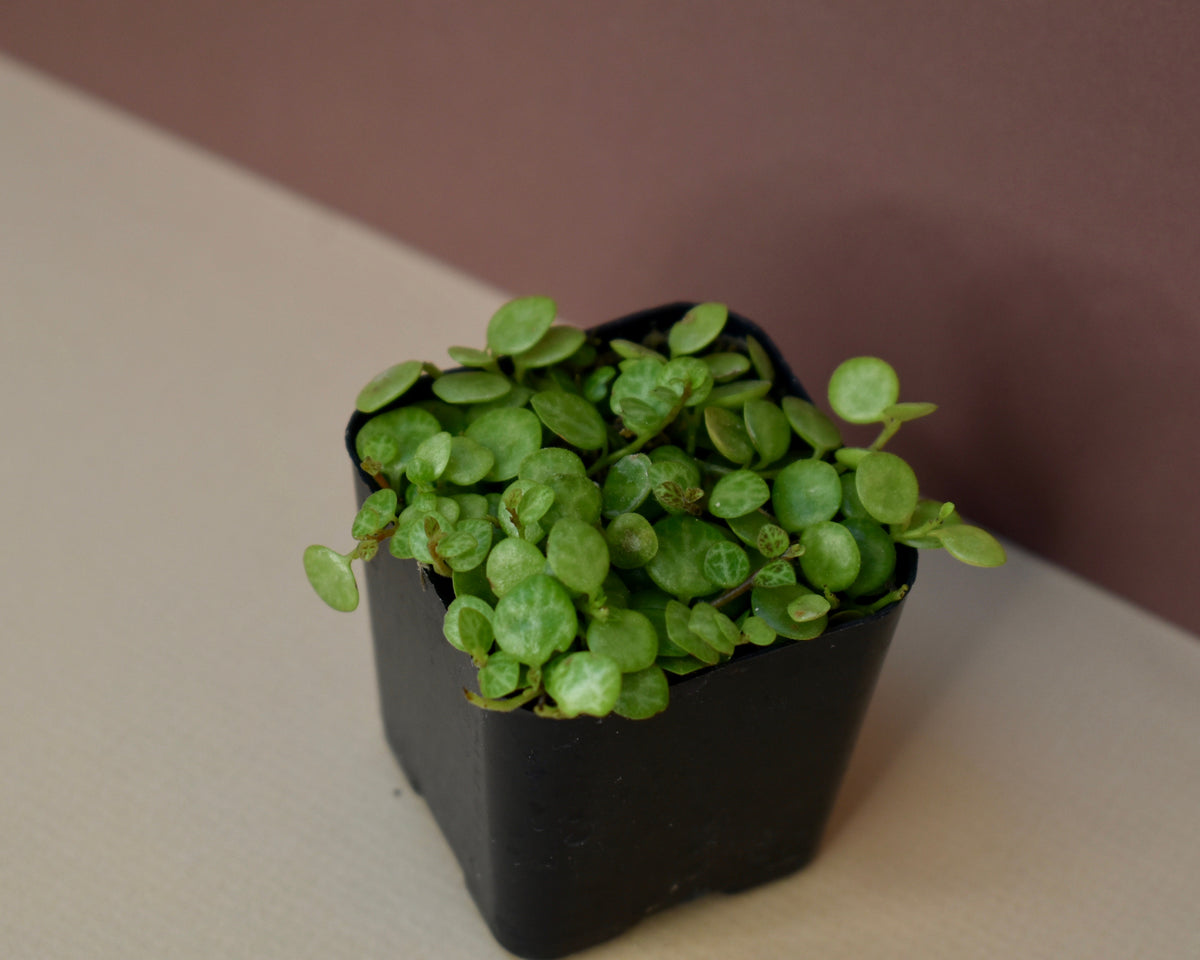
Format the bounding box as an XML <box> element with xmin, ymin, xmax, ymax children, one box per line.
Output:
<box><xmin>2</xmin><ymin>58</ymin><xmax>1198</xmax><ymax>959</ymax></box>
<box><xmin>3</xmin><ymin>2</ymin><xmax>1200</xmax><ymax>634</ymax></box>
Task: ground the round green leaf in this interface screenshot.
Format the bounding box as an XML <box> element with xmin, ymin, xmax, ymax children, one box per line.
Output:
<box><xmin>447</xmin><ymin>346</ymin><xmax>494</xmax><ymax>368</ymax></box>
<box><xmin>351</xmin><ymin>488</ymin><xmax>398</xmax><ymax>539</ymax></box>
<box><xmin>787</xmin><ymin>593</ymin><xmax>831</xmax><ymax>623</ymax></box>
<box><xmin>708</xmin><ymin>469</ymin><xmax>770</xmax><ymax>519</ymax></box>
<box><xmin>855</xmin><ymin>451</ymin><xmax>919</xmax><ymax>525</ymax></box>
<box><xmin>443</xmin><ymin>594</ymin><xmax>495</xmax><ymax>653</ymax></box>
<box><xmin>583</xmin><ymin>365</ymin><xmax>617</xmax><ymax>403</ymax></box>
<box><xmin>772</xmin><ymin>459</ymin><xmax>842</xmax><ymax>531</ymax></box>
<box><xmin>514</xmin><ymin>325</ymin><xmax>586</xmax><ymax>369</ymax></box>
<box><xmin>413</xmin><ymin>431</ymin><xmax>452</xmax><ymax>480</ymax></box>
<box><xmin>610</xmin><ymin>357</ymin><xmax>673</xmax><ymax>425</ymax></box>
<box><xmin>744</xmin><ymin>399</ymin><xmax>792</xmax><ymax>466</ymax></box>
<box><xmin>705</xmin><ymin>380</ymin><xmax>772</xmax><ymax>408</ymax></box>
<box><xmin>493</xmin><ymin>574</ymin><xmax>578</xmax><ymax>667</ymax></box>
<box><xmin>519</xmin><ymin>447</ymin><xmax>587</xmax><ymax>483</ymax></box>
<box><xmin>703</xmin><ymin>540</ymin><xmax>750</xmax><ymax>589</ymax></box>
<box><xmin>546</xmin><ymin>518</ymin><xmax>610</xmax><ymax>596</ymax></box>
<box><xmin>661</xmin><ymin>356</ymin><xmax>714</xmax><ymax>406</ymax></box>
<box><xmin>668</xmin><ymin>302</ymin><xmax>728</xmax><ymax>356</ymax></box>
<box><xmin>664</xmin><ymin>600</ymin><xmax>721</xmax><ymax>664</ymax></box>
<box><xmin>455</xmin><ymin>606</ymin><xmax>494</xmax><ymax>662</ymax></box>
<box><xmin>688</xmin><ymin>602</ymin><xmax>739</xmax><ymax>654</ymax></box>
<box><xmin>442</xmin><ymin>435</ymin><xmax>496</xmax><ymax>486</ymax></box>
<box><xmin>605</xmin><ymin>513</ymin><xmax>659</xmax><ymax>569</ymax></box>
<box><xmin>486</xmin><ymin>536</ymin><xmax>546</xmax><ymax>597</ymax></box>
<box><xmin>444</xmin><ymin>518</ymin><xmax>494</xmax><ymax>573</ymax></box>
<box><xmin>841</xmin><ymin>517</ymin><xmax>897</xmax><ymax>597</ymax></box>
<box><xmin>781</xmin><ymin>396</ymin><xmax>842</xmax><ymax>453</ymax></box>
<box><xmin>539</xmin><ymin>474</ymin><xmax>603</xmax><ymax>528</ymax></box>
<box><xmin>827</xmin><ymin>357</ymin><xmax>900</xmax><ymax>423</ymax></box>
<box><xmin>755</xmin><ymin>523</ymin><xmax>790</xmax><ymax>558</ymax></box>
<box><xmin>646</xmin><ymin>516</ymin><xmax>726</xmax><ymax>601</ymax></box>
<box><xmin>544</xmin><ymin>651</ymin><xmax>621</xmax><ymax>718</ymax></box>
<box><xmin>703</xmin><ymin>352</ymin><xmax>751</xmax><ymax>382</ymax></box>
<box><xmin>431</xmin><ymin>371</ymin><xmax>513</xmax><ymax>405</ymax></box>
<box><xmin>303</xmin><ymin>545</ymin><xmax>359</xmax><ymax>612</ymax></box>
<box><xmin>477</xmin><ymin>651</ymin><xmax>521</xmax><ymax>699</ymax></box>
<box><xmin>355</xmin><ymin>406</ymin><xmax>441</xmax><ymax>482</ymax></box>
<box><xmin>530</xmin><ymin>390</ymin><xmax>608</xmax><ymax>450</ymax></box>
<box><xmin>753</xmin><ymin>558</ymin><xmax>797</xmax><ymax>587</ymax></box>
<box><xmin>610</xmin><ymin>339</ymin><xmax>666</xmax><ymax>362</ymax></box>
<box><xmin>704</xmin><ymin>406</ymin><xmax>755</xmax><ymax>464</ymax></box>
<box><xmin>751</xmin><ymin>584</ymin><xmax>828</xmax><ymax>640</ymax></box>
<box><xmin>487</xmin><ymin>296</ymin><xmax>557</xmax><ymax>356</ymax></box>
<box><xmin>933</xmin><ymin>524</ymin><xmax>1007</xmax><ymax>567</ymax></box>
<box><xmin>602</xmin><ymin>453</ymin><xmax>652</xmax><ymax>517</ymax></box>
<box><xmin>799</xmin><ymin>520</ymin><xmax>861</xmax><ymax>592</ymax></box>
<box><xmin>613</xmin><ymin>666</ymin><xmax>669</xmax><ymax>720</ymax></box>
<box><xmin>465</xmin><ymin>407</ymin><xmax>543</xmax><ymax>481</ymax></box>
<box><xmin>740</xmin><ymin>615</ymin><xmax>776</xmax><ymax>646</ymax></box>
<box><xmin>586</xmin><ymin>608</ymin><xmax>658</xmax><ymax>672</ymax></box>
<box><xmin>355</xmin><ymin>360</ymin><xmax>424</xmax><ymax>413</ymax></box>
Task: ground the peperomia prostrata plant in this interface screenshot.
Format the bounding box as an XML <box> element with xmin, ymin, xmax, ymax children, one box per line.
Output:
<box><xmin>305</xmin><ymin>297</ymin><xmax>1005</xmax><ymax>720</ymax></box>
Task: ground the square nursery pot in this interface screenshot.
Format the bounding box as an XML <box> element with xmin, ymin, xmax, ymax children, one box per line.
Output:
<box><xmin>346</xmin><ymin>304</ymin><xmax>918</xmax><ymax>958</ymax></box>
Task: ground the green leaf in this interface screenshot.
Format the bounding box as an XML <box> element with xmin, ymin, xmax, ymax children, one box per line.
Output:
<box><xmin>465</xmin><ymin>407</ymin><xmax>544</xmax><ymax>481</ymax></box>
<box><xmin>413</xmin><ymin>431</ymin><xmax>452</xmax><ymax>480</ymax></box>
<box><xmin>834</xmin><ymin>446</ymin><xmax>871</xmax><ymax>469</ymax></box>
<box><xmin>841</xmin><ymin>517</ymin><xmax>896</xmax><ymax>597</ymax></box>
<box><xmin>799</xmin><ymin>520</ymin><xmax>861</xmax><ymax>592</ymax></box>
<box><xmin>668</xmin><ymin>302</ymin><xmax>727</xmax><ymax>356</ymax></box>
<box><xmin>443</xmin><ymin>595</ymin><xmax>495</xmax><ymax>653</ymax></box>
<box><xmin>518</xmin><ymin>447</ymin><xmax>587</xmax><ymax>483</ymax></box>
<box><xmin>755</xmin><ymin>523</ymin><xmax>790</xmax><ymax>558</ymax></box>
<box><xmin>355</xmin><ymin>406</ymin><xmax>442</xmax><ymax>484</ymax></box>
<box><xmin>781</xmin><ymin>396</ymin><xmax>842</xmax><ymax>453</ymax></box>
<box><xmin>303</xmin><ymin>545</ymin><xmax>359</xmax><ymax>612</ymax></box>
<box><xmin>546</xmin><ymin>518</ymin><xmax>610</xmax><ymax>596</ymax></box>
<box><xmin>605</xmin><ymin>513</ymin><xmax>659</xmax><ymax>569</ymax></box>
<box><xmin>583</xmin><ymin>365</ymin><xmax>617</xmax><ymax>403</ymax></box>
<box><xmin>539</xmin><ymin>474</ymin><xmax>603</xmax><ymax>528</ymax></box>
<box><xmin>705</xmin><ymin>380</ymin><xmax>772</xmax><ymax>408</ymax></box>
<box><xmin>753</xmin><ymin>558</ymin><xmax>797</xmax><ymax>588</ymax></box>
<box><xmin>855</xmin><ymin>451</ymin><xmax>919</xmax><ymax>525</ymax></box>
<box><xmin>787</xmin><ymin>593</ymin><xmax>831</xmax><ymax>623</ymax></box>
<box><xmin>702</xmin><ymin>352</ymin><xmax>751</xmax><ymax>382</ymax></box>
<box><xmin>688</xmin><ymin>602</ymin><xmax>739</xmax><ymax>655</ymax></box>
<box><xmin>477</xmin><ymin>651</ymin><xmax>521</xmax><ymax>699</ymax></box>
<box><xmin>531</xmin><ymin>390</ymin><xmax>608</xmax><ymax>450</ymax></box>
<box><xmin>704</xmin><ymin>406</ymin><xmax>755</xmax><ymax>464</ymax></box>
<box><xmin>487</xmin><ymin>296</ymin><xmax>557</xmax><ymax>356</ymax></box>
<box><xmin>645</xmin><ymin>516</ymin><xmax>727</xmax><ymax>601</ymax></box>
<box><xmin>750</xmin><ymin>584</ymin><xmax>828</xmax><ymax>640</ymax></box>
<box><xmin>702</xmin><ymin>540</ymin><xmax>750</xmax><ymax>589</ymax></box>
<box><xmin>664</xmin><ymin>600</ymin><xmax>721</xmax><ymax>664</ymax></box>
<box><xmin>602</xmin><ymin>453</ymin><xmax>653</xmax><ymax>517</ymax></box>
<box><xmin>544</xmin><ymin>651</ymin><xmax>622</xmax><ymax>718</ymax></box>
<box><xmin>744</xmin><ymin>334</ymin><xmax>774</xmax><ymax>383</ymax></box>
<box><xmin>586</xmin><ymin>608</ymin><xmax>659</xmax><ymax>672</ymax></box>
<box><xmin>447</xmin><ymin>346</ymin><xmax>494</xmax><ymax>368</ymax></box>
<box><xmin>492</xmin><ymin>574</ymin><xmax>578</xmax><ymax>667</ymax></box>
<box><xmin>772</xmin><ymin>459</ymin><xmax>842</xmax><ymax>531</ymax></box>
<box><xmin>442</xmin><ymin>436</ymin><xmax>496</xmax><ymax>486</ymax></box>
<box><xmin>350</xmin><ymin>488</ymin><xmax>397</xmax><ymax>539</ymax></box>
<box><xmin>613</xmin><ymin>666</ymin><xmax>669</xmax><ymax>719</ymax></box>
<box><xmin>513</xmin><ymin>325</ymin><xmax>586</xmax><ymax>370</ymax></box>
<box><xmin>355</xmin><ymin>360</ymin><xmax>424</xmax><ymax>413</ymax></box>
<box><xmin>883</xmin><ymin>401</ymin><xmax>938</xmax><ymax>423</ymax></box>
<box><xmin>660</xmin><ymin>356</ymin><xmax>714</xmax><ymax>406</ymax></box>
<box><xmin>740</xmin><ymin>615</ymin><xmax>776</xmax><ymax>646</ymax></box>
<box><xmin>485</xmin><ymin>536</ymin><xmax>547</xmax><ymax>597</ymax></box>
<box><xmin>744</xmin><ymin>399</ymin><xmax>791</xmax><ymax>466</ymax></box>
<box><xmin>610</xmin><ymin>357</ymin><xmax>674</xmax><ymax>430</ymax></box>
<box><xmin>827</xmin><ymin>357</ymin><xmax>900</xmax><ymax>423</ymax></box>
<box><xmin>442</xmin><ymin>519</ymin><xmax>494</xmax><ymax>572</ymax></box>
<box><xmin>933</xmin><ymin>525</ymin><xmax>1007</xmax><ymax>567</ymax></box>
<box><xmin>431</xmin><ymin>371</ymin><xmax>513</xmax><ymax>405</ymax></box>
<box><xmin>456</xmin><ymin>606</ymin><xmax>494</xmax><ymax>662</ymax></box>
<box><xmin>610</xmin><ymin>339</ymin><xmax>666</xmax><ymax>362</ymax></box>
<box><xmin>708</xmin><ymin>469</ymin><xmax>770</xmax><ymax>518</ymax></box>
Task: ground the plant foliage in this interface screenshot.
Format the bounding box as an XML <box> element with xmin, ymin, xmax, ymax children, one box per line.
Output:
<box><xmin>306</xmin><ymin>298</ymin><xmax>1005</xmax><ymax>719</ymax></box>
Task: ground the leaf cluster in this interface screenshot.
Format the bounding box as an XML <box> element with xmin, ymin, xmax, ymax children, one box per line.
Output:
<box><xmin>305</xmin><ymin>298</ymin><xmax>1005</xmax><ymax>720</ymax></box>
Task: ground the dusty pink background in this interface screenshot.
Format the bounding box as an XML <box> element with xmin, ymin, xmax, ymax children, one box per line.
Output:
<box><xmin>4</xmin><ymin>2</ymin><xmax>1198</xmax><ymax>633</ymax></box>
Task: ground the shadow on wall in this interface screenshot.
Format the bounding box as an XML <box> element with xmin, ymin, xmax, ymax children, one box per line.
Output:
<box><xmin>651</xmin><ymin>189</ymin><xmax>1200</xmax><ymax>635</ymax></box>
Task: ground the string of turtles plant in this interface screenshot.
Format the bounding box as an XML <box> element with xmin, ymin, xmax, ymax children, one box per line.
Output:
<box><xmin>305</xmin><ymin>298</ymin><xmax>1005</xmax><ymax>721</ymax></box>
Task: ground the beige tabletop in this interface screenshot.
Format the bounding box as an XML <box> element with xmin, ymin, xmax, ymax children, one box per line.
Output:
<box><xmin>2</xmin><ymin>56</ymin><xmax>1198</xmax><ymax>959</ymax></box>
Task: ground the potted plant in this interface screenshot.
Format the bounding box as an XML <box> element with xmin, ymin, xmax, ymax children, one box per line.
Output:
<box><xmin>304</xmin><ymin>299</ymin><xmax>1004</xmax><ymax>958</ymax></box>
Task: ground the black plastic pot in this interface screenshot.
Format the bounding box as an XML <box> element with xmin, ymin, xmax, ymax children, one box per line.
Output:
<box><xmin>347</xmin><ymin>304</ymin><xmax>917</xmax><ymax>959</ymax></box>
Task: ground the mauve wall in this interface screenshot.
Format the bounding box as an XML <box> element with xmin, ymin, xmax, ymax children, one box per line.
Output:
<box><xmin>3</xmin><ymin>2</ymin><xmax>1199</xmax><ymax>634</ymax></box>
